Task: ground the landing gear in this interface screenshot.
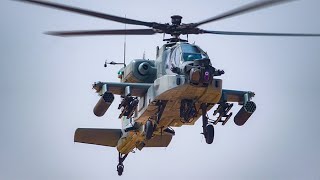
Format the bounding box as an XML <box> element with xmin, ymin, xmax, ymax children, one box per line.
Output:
<box><xmin>205</xmin><ymin>124</ymin><xmax>214</xmax><ymax>144</ymax></box>
<box><xmin>117</xmin><ymin>153</ymin><xmax>128</xmax><ymax>176</ymax></box>
<box><xmin>144</xmin><ymin>101</ymin><xmax>167</xmax><ymax>140</ymax></box>
<box><xmin>201</xmin><ymin>103</ymin><xmax>215</xmax><ymax>144</ymax></box>
<box><xmin>117</xmin><ymin>164</ymin><xmax>124</xmax><ymax>176</ymax></box>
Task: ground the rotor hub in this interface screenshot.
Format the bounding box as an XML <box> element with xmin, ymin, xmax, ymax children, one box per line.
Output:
<box><xmin>171</xmin><ymin>15</ymin><xmax>182</xmax><ymax>25</ymax></box>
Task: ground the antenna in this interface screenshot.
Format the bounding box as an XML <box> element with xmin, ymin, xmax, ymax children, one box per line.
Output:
<box><xmin>104</xmin><ymin>60</ymin><xmax>125</xmax><ymax>67</ymax></box>
<box><xmin>123</xmin><ymin>15</ymin><xmax>127</xmax><ymax>67</ymax></box>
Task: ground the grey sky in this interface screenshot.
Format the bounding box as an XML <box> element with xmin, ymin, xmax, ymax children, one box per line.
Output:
<box><xmin>1</xmin><ymin>0</ymin><xmax>320</xmax><ymax>180</ymax></box>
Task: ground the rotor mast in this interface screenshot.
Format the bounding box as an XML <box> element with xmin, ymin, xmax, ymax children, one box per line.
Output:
<box><xmin>171</xmin><ymin>15</ymin><xmax>182</xmax><ymax>39</ymax></box>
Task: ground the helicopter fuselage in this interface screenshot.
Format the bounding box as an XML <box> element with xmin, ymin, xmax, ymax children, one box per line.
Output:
<box><xmin>115</xmin><ymin>42</ymin><xmax>223</xmax><ymax>154</ymax></box>
<box><xmin>89</xmin><ymin>42</ymin><xmax>255</xmax><ymax>155</ymax></box>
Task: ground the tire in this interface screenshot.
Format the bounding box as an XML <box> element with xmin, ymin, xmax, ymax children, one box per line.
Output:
<box><xmin>205</xmin><ymin>124</ymin><xmax>214</xmax><ymax>144</ymax></box>
<box><xmin>117</xmin><ymin>164</ymin><xmax>124</xmax><ymax>176</ymax></box>
<box><xmin>145</xmin><ymin>120</ymin><xmax>153</xmax><ymax>140</ymax></box>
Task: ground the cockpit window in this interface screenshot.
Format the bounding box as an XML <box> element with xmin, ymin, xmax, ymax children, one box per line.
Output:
<box><xmin>180</xmin><ymin>44</ymin><xmax>208</xmax><ymax>61</ymax></box>
<box><xmin>183</xmin><ymin>53</ymin><xmax>202</xmax><ymax>61</ymax></box>
<box><xmin>181</xmin><ymin>44</ymin><xmax>201</xmax><ymax>53</ymax></box>
<box><xmin>174</xmin><ymin>47</ymin><xmax>182</xmax><ymax>65</ymax></box>
<box><xmin>165</xmin><ymin>43</ymin><xmax>210</xmax><ymax>74</ymax></box>
<box><xmin>165</xmin><ymin>47</ymin><xmax>179</xmax><ymax>74</ymax></box>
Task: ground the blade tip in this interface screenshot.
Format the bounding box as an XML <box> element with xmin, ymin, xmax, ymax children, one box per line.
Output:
<box><xmin>44</xmin><ymin>31</ymin><xmax>64</xmax><ymax>37</ymax></box>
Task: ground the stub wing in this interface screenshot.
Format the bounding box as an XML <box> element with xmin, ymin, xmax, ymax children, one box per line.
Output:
<box><xmin>74</xmin><ymin>128</ymin><xmax>122</xmax><ymax>147</ymax></box>
<box><xmin>93</xmin><ymin>82</ymin><xmax>152</xmax><ymax>97</ymax></box>
<box><xmin>74</xmin><ymin>128</ymin><xmax>173</xmax><ymax>148</ymax></box>
<box><xmin>215</xmin><ymin>89</ymin><xmax>256</xmax><ymax>126</ymax></box>
<box><xmin>221</xmin><ymin>89</ymin><xmax>255</xmax><ymax>103</ymax></box>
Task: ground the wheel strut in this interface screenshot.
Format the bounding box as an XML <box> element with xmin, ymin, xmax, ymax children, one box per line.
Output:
<box><xmin>201</xmin><ymin>103</ymin><xmax>214</xmax><ymax>144</ymax></box>
<box><xmin>117</xmin><ymin>153</ymin><xmax>128</xmax><ymax>176</ymax></box>
<box><xmin>201</xmin><ymin>103</ymin><xmax>208</xmax><ymax>138</ymax></box>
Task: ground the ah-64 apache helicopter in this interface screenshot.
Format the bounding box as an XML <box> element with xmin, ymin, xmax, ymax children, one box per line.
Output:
<box><xmin>16</xmin><ymin>0</ymin><xmax>320</xmax><ymax>176</ymax></box>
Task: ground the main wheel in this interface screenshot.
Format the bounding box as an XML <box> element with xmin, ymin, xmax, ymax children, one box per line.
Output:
<box><xmin>117</xmin><ymin>164</ymin><xmax>124</xmax><ymax>176</ymax></box>
<box><xmin>205</xmin><ymin>124</ymin><xmax>214</xmax><ymax>144</ymax></box>
<box><xmin>145</xmin><ymin>120</ymin><xmax>153</xmax><ymax>140</ymax></box>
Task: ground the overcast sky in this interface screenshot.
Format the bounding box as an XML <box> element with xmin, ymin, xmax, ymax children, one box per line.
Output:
<box><xmin>1</xmin><ymin>0</ymin><xmax>320</xmax><ymax>180</ymax></box>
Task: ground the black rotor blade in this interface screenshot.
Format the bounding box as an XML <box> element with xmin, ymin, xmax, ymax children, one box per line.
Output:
<box><xmin>201</xmin><ymin>30</ymin><xmax>320</xmax><ymax>37</ymax></box>
<box><xmin>194</xmin><ymin>0</ymin><xmax>295</xmax><ymax>27</ymax></box>
<box><xmin>46</xmin><ymin>29</ymin><xmax>157</xmax><ymax>37</ymax></box>
<box><xmin>15</xmin><ymin>0</ymin><xmax>155</xmax><ymax>27</ymax></box>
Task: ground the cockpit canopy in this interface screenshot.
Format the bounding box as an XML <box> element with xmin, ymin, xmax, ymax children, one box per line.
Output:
<box><xmin>180</xmin><ymin>44</ymin><xmax>208</xmax><ymax>61</ymax></box>
<box><xmin>165</xmin><ymin>43</ymin><xmax>209</xmax><ymax>74</ymax></box>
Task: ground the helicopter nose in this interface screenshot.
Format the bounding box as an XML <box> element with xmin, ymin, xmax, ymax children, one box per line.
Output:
<box><xmin>189</xmin><ymin>68</ymin><xmax>201</xmax><ymax>84</ymax></box>
<box><xmin>193</xmin><ymin>58</ymin><xmax>211</xmax><ymax>67</ymax></box>
<box><xmin>187</xmin><ymin>58</ymin><xmax>216</xmax><ymax>86</ymax></box>
<box><xmin>189</xmin><ymin>67</ymin><xmax>213</xmax><ymax>86</ymax></box>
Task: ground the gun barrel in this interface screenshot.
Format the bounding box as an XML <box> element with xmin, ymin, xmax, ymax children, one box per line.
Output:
<box><xmin>93</xmin><ymin>92</ymin><xmax>114</xmax><ymax>117</ymax></box>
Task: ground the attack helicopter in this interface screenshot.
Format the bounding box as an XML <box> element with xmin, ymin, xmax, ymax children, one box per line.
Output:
<box><xmin>15</xmin><ymin>0</ymin><xmax>320</xmax><ymax>176</ymax></box>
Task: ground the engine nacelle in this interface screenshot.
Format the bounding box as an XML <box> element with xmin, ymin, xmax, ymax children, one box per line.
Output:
<box><xmin>138</xmin><ymin>62</ymin><xmax>151</xmax><ymax>75</ymax></box>
<box><xmin>93</xmin><ymin>91</ymin><xmax>114</xmax><ymax>117</ymax></box>
<box><xmin>122</xmin><ymin>59</ymin><xmax>156</xmax><ymax>83</ymax></box>
<box><xmin>234</xmin><ymin>101</ymin><xmax>256</xmax><ymax>126</ymax></box>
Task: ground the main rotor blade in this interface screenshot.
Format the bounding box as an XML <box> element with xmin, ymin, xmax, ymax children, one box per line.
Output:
<box><xmin>46</xmin><ymin>29</ymin><xmax>157</xmax><ymax>37</ymax></box>
<box><xmin>15</xmin><ymin>0</ymin><xmax>155</xmax><ymax>27</ymax></box>
<box><xmin>201</xmin><ymin>30</ymin><xmax>320</xmax><ymax>37</ymax></box>
<box><xmin>194</xmin><ymin>0</ymin><xmax>295</xmax><ymax>27</ymax></box>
